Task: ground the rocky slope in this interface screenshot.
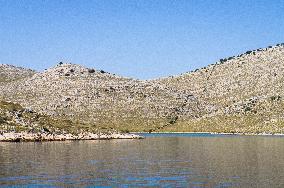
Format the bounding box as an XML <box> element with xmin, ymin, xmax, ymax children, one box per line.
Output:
<box><xmin>156</xmin><ymin>43</ymin><xmax>284</xmax><ymax>133</ymax></box>
<box><xmin>0</xmin><ymin>64</ymin><xmax>35</xmax><ymax>83</ymax></box>
<box><xmin>1</xmin><ymin>43</ymin><xmax>284</xmax><ymax>134</ymax></box>
<box><xmin>157</xmin><ymin>43</ymin><xmax>284</xmax><ymax>108</ymax></box>
<box><xmin>0</xmin><ymin>63</ymin><xmax>203</xmax><ymax>132</ymax></box>
<box><xmin>0</xmin><ymin>100</ymin><xmax>142</xmax><ymax>141</ymax></box>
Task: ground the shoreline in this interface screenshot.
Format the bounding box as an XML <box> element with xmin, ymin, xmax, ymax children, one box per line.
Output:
<box><xmin>1</xmin><ymin>131</ymin><xmax>283</xmax><ymax>142</ymax></box>
<box><xmin>131</xmin><ymin>132</ymin><xmax>284</xmax><ymax>136</ymax></box>
<box><xmin>0</xmin><ymin>132</ymin><xmax>144</xmax><ymax>142</ymax></box>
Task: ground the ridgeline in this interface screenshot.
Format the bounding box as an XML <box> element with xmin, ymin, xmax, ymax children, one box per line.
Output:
<box><xmin>1</xmin><ymin>43</ymin><xmax>284</xmax><ymax>135</ymax></box>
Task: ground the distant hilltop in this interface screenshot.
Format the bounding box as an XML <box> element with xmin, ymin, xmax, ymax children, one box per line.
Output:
<box><xmin>1</xmin><ymin>43</ymin><xmax>284</xmax><ymax>134</ymax></box>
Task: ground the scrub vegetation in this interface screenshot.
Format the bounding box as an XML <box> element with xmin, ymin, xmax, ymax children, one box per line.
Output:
<box><xmin>1</xmin><ymin>43</ymin><xmax>284</xmax><ymax>134</ymax></box>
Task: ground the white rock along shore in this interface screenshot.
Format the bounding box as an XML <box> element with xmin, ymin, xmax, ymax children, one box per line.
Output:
<box><xmin>132</xmin><ymin>132</ymin><xmax>284</xmax><ymax>136</ymax></box>
<box><xmin>0</xmin><ymin>132</ymin><xmax>144</xmax><ymax>142</ymax></box>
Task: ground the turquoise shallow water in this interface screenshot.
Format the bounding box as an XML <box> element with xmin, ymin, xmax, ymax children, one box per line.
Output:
<box><xmin>0</xmin><ymin>133</ymin><xmax>284</xmax><ymax>187</ymax></box>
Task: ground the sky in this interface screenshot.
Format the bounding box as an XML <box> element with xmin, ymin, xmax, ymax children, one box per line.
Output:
<box><xmin>1</xmin><ymin>0</ymin><xmax>284</xmax><ymax>79</ymax></box>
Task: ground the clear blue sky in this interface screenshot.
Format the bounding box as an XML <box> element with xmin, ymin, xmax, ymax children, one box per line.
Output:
<box><xmin>1</xmin><ymin>0</ymin><xmax>284</xmax><ymax>79</ymax></box>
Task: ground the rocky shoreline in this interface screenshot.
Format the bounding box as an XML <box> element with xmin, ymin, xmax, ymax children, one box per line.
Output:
<box><xmin>133</xmin><ymin>132</ymin><xmax>284</xmax><ymax>136</ymax></box>
<box><xmin>0</xmin><ymin>131</ymin><xmax>144</xmax><ymax>142</ymax></box>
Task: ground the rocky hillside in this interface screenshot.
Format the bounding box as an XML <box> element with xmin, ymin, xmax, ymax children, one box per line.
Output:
<box><xmin>0</xmin><ymin>100</ymin><xmax>142</xmax><ymax>141</ymax></box>
<box><xmin>156</xmin><ymin>43</ymin><xmax>284</xmax><ymax>133</ymax></box>
<box><xmin>0</xmin><ymin>63</ymin><xmax>203</xmax><ymax>132</ymax></box>
<box><xmin>0</xmin><ymin>64</ymin><xmax>35</xmax><ymax>83</ymax></box>
<box><xmin>0</xmin><ymin>100</ymin><xmax>98</xmax><ymax>134</ymax></box>
<box><xmin>1</xmin><ymin>43</ymin><xmax>284</xmax><ymax>134</ymax></box>
<box><xmin>157</xmin><ymin>43</ymin><xmax>284</xmax><ymax>108</ymax></box>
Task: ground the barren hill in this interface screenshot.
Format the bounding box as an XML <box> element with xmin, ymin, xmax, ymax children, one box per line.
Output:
<box><xmin>0</xmin><ymin>64</ymin><xmax>35</xmax><ymax>83</ymax></box>
<box><xmin>1</xmin><ymin>43</ymin><xmax>284</xmax><ymax>134</ymax></box>
<box><xmin>157</xmin><ymin>43</ymin><xmax>284</xmax><ymax>133</ymax></box>
<box><xmin>0</xmin><ymin>63</ymin><xmax>202</xmax><ymax>132</ymax></box>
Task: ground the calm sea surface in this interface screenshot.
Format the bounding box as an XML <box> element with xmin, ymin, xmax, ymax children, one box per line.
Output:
<box><xmin>0</xmin><ymin>133</ymin><xmax>284</xmax><ymax>187</ymax></box>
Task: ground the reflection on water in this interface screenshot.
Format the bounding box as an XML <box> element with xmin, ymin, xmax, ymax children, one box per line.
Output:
<box><xmin>0</xmin><ymin>134</ymin><xmax>284</xmax><ymax>187</ymax></box>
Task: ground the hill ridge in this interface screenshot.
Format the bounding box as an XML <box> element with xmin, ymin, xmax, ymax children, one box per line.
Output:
<box><xmin>1</xmin><ymin>42</ymin><xmax>284</xmax><ymax>134</ymax></box>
